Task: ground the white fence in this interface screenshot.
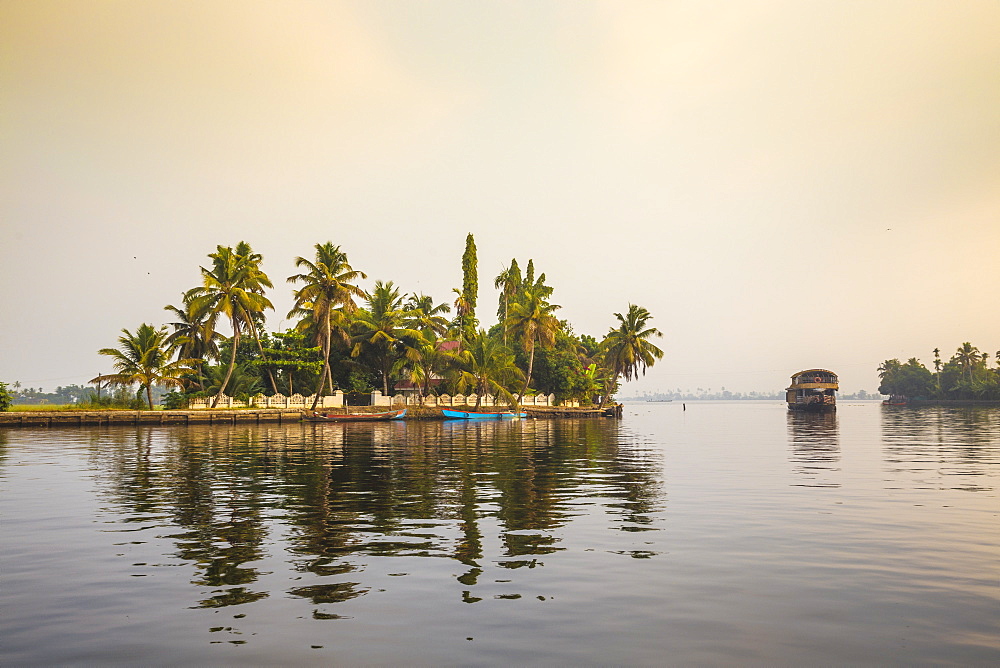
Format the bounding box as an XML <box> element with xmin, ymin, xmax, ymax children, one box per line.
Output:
<box><xmin>188</xmin><ymin>391</ymin><xmax>576</xmax><ymax>410</ymax></box>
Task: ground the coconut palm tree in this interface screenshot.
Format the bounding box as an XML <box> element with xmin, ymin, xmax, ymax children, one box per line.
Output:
<box><xmin>351</xmin><ymin>281</ymin><xmax>427</xmax><ymax>395</ymax></box>
<box><xmin>287</xmin><ymin>242</ymin><xmax>367</xmax><ymax>410</ymax></box>
<box><xmin>231</xmin><ymin>242</ymin><xmax>278</xmax><ymax>393</ymax></box>
<box><xmin>187</xmin><ymin>244</ymin><xmax>274</xmax><ymax>407</ymax></box>
<box><xmin>505</xmin><ymin>284</ymin><xmax>561</xmax><ymax>402</ymax></box>
<box><xmin>494</xmin><ymin>259</ymin><xmax>521</xmax><ymax>340</ymax></box>
<box><xmin>164</xmin><ymin>292</ymin><xmax>221</xmax><ymax>391</ymax></box>
<box><xmin>600</xmin><ymin>304</ymin><xmax>664</xmax><ymax>406</ymax></box>
<box><xmin>454</xmin><ymin>330</ymin><xmax>524</xmax><ymax>409</ymax></box>
<box><xmin>405</xmin><ymin>293</ymin><xmax>451</xmax><ymax>339</ymax></box>
<box><xmin>451</xmin><ymin>288</ymin><xmax>474</xmax><ymax>342</ymax></box>
<box><xmin>954</xmin><ymin>342</ymin><xmax>981</xmax><ymax>383</ymax></box>
<box><xmin>401</xmin><ymin>293</ymin><xmax>454</xmax><ymax>397</ymax></box>
<box><xmin>94</xmin><ymin>323</ymin><xmax>196</xmax><ymax>409</ymax></box>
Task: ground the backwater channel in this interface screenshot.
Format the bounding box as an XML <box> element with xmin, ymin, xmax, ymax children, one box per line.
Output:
<box><xmin>1</xmin><ymin>401</ymin><xmax>998</xmax><ymax>665</ymax></box>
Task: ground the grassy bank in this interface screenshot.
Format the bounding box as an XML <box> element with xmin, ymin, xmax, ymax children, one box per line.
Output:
<box><xmin>11</xmin><ymin>404</ymin><xmax>164</xmax><ymax>412</ymax></box>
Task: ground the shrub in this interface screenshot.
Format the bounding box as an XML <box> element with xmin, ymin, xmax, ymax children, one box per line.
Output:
<box><xmin>80</xmin><ymin>386</ymin><xmax>147</xmax><ymax>410</ymax></box>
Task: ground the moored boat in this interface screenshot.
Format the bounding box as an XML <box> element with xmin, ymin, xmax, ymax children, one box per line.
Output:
<box><xmin>786</xmin><ymin>369</ymin><xmax>838</xmax><ymax>412</ymax></box>
<box><xmin>441</xmin><ymin>409</ymin><xmax>526</xmax><ymax>419</ymax></box>
<box><xmin>882</xmin><ymin>395</ymin><xmax>908</xmax><ymax>406</ymax></box>
<box><xmin>304</xmin><ymin>408</ymin><xmax>406</xmax><ymax>422</ymax></box>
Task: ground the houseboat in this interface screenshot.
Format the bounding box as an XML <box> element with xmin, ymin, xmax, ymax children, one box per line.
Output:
<box><xmin>786</xmin><ymin>369</ymin><xmax>838</xmax><ymax>412</ymax></box>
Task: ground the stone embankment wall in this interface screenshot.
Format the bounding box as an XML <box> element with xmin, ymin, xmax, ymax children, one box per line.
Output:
<box><xmin>189</xmin><ymin>392</ymin><xmax>574</xmax><ymax>410</ymax></box>
<box><xmin>0</xmin><ymin>409</ymin><xmax>302</xmax><ymax>427</ymax></box>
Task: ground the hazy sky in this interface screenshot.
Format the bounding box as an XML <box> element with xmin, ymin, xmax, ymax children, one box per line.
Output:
<box><xmin>2</xmin><ymin>0</ymin><xmax>999</xmax><ymax>396</ymax></box>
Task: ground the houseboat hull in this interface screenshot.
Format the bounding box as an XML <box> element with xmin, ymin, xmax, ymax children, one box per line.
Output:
<box><xmin>786</xmin><ymin>369</ymin><xmax>838</xmax><ymax>412</ymax></box>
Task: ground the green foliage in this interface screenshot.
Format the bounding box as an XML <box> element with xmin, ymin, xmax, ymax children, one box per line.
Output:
<box><xmin>69</xmin><ymin>234</ymin><xmax>655</xmax><ymax>408</ymax></box>
<box><xmin>878</xmin><ymin>343</ymin><xmax>1000</xmax><ymax>400</ymax></box>
<box><xmin>0</xmin><ymin>382</ymin><xmax>12</xmax><ymax>411</ymax></box>
<box><xmin>259</xmin><ymin>330</ymin><xmax>324</xmax><ymax>396</ymax></box>
<box><xmin>531</xmin><ymin>341</ymin><xmax>588</xmax><ymax>403</ymax></box>
<box><xmin>505</xmin><ymin>281</ymin><xmax>561</xmax><ymax>400</ymax></box>
<box><xmin>187</xmin><ymin>242</ymin><xmax>274</xmax><ymax>406</ymax></box>
<box><xmin>161</xmin><ymin>391</ymin><xmax>188</xmax><ymax>410</ymax></box>
<box><xmin>461</xmin><ymin>233</ymin><xmax>478</xmax><ymax>311</ymax></box>
<box><xmin>494</xmin><ymin>259</ymin><xmax>521</xmax><ymax>323</ymax></box>
<box><xmin>96</xmin><ymin>323</ymin><xmax>197</xmax><ymax>409</ymax></box>
<box><xmin>458</xmin><ymin>233</ymin><xmax>478</xmax><ymax>338</ymax></box>
<box><xmin>599</xmin><ymin>304</ymin><xmax>664</xmax><ymax>405</ymax></box>
<box><xmin>453</xmin><ymin>330</ymin><xmax>524</xmax><ymax>408</ymax></box>
<box><xmin>351</xmin><ymin>281</ymin><xmax>427</xmax><ymax>395</ymax></box>
<box><xmin>877</xmin><ymin>358</ymin><xmax>935</xmax><ymax>398</ymax></box>
<box><xmin>201</xmin><ymin>363</ymin><xmax>263</xmax><ymax>402</ymax></box>
<box><xmin>81</xmin><ymin>386</ymin><xmax>148</xmax><ymax>410</ymax></box>
<box><xmin>287</xmin><ymin>242</ymin><xmax>367</xmax><ymax>407</ymax></box>
<box><xmin>4</xmin><ymin>384</ymin><xmax>96</xmax><ymax>406</ymax></box>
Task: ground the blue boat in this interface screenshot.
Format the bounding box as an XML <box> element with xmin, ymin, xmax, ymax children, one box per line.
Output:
<box><xmin>441</xmin><ymin>409</ymin><xmax>526</xmax><ymax>420</ymax></box>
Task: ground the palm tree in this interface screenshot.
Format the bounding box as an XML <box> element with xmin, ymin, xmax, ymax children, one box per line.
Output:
<box><xmin>94</xmin><ymin>323</ymin><xmax>196</xmax><ymax>409</ymax></box>
<box><xmin>187</xmin><ymin>244</ymin><xmax>274</xmax><ymax>407</ymax></box>
<box><xmin>954</xmin><ymin>342</ymin><xmax>981</xmax><ymax>383</ymax></box>
<box><xmin>494</xmin><ymin>259</ymin><xmax>521</xmax><ymax>341</ymax></box>
<box><xmin>932</xmin><ymin>347</ymin><xmax>942</xmax><ymax>396</ymax></box>
<box><xmin>401</xmin><ymin>293</ymin><xmax>454</xmax><ymax>397</ymax></box>
<box><xmin>232</xmin><ymin>242</ymin><xmax>278</xmax><ymax>393</ymax></box>
<box><xmin>351</xmin><ymin>281</ymin><xmax>427</xmax><ymax>395</ymax></box>
<box><xmin>451</xmin><ymin>288</ymin><xmax>474</xmax><ymax>341</ymax></box>
<box><xmin>287</xmin><ymin>242</ymin><xmax>367</xmax><ymax>410</ymax></box>
<box><xmin>164</xmin><ymin>292</ymin><xmax>221</xmax><ymax>391</ymax></box>
<box><xmin>600</xmin><ymin>304</ymin><xmax>664</xmax><ymax>406</ymax></box>
<box><xmin>201</xmin><ymin>363</ymin><xmax>263</xmax><ymax>403</ymax></box>
<box><xmin>454</xmin><ymin>330</ymin><xmax>524</xmax><ymax>409</ymax></box>
<box><xmin>505</xmin><ymin>284</ymin><xmax>561</xmax><ymax>402</ymax></box>
<box><xmin>405</xmin><ymin>293</ymin><xmax>451</xmax><ymax>339</ymax></box>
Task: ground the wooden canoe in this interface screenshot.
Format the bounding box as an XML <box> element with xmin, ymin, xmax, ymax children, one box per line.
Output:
<box><xmin>304</xmin><ymin>408</ymin><xmax>406</xmax><ymax>422</ymax></box>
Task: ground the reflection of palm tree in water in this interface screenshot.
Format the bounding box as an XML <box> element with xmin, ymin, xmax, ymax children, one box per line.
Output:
<box><xmin>456</xmin><ymin>458</ymin><xmax>484</xmax><ymax>602</ymax></box>
<box><xmin>452</xmin><ymin>419</ymin><xmax>663</xmax><ymax>602</ymax></box>
<box><xmin>881</xmin><ymin>406</ymin><xmax>999</xmax><ymax>479</ymax></box>
<box><xmin>174</xmin><ymin>430</ymin><xmax>270</xmax><ymax>608</ymax></box>
<box><xmin>95</xmin><ymin>427</ymin><xmax>271</xmax><ymax>609</ymax></box>
<box><xmin>787</xmin><ymin>411</ymin><xmax>841</xmax><ymax>488</ymax></box>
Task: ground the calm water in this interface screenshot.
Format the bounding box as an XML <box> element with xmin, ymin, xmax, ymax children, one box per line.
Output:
<box><xmin>1</xmin><ymin>401</ymin><xmax>998</xmax><ymax>666</ymax></box>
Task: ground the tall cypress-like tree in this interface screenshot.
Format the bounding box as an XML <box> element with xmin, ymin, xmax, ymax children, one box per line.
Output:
<box><xmin>459</xmin><ymin>233</ymin><xmax>478</xmax><ymax>339</ymax></box>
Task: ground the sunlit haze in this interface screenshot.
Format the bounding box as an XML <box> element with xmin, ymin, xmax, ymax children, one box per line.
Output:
<box><xmin>2</xmin><ymin>1</ymin><xmax>998</xmax><ymax>395</ymax></box>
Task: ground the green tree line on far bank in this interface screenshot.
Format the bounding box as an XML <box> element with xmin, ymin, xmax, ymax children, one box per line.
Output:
<box><xmin>55</xmin><ymin>234</ymin><xmax>665</xmax><ymax>411</ymax></box>
<box><xmin>878</xmin><ymin>343</ymin><xmax>1000</xmax><ymax>400</ymax></box>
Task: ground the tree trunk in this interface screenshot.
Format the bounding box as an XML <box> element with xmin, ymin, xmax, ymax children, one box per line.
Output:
<box><xmin>247</xmin><ymin>318</ymin><xmax>278</xmax><ymax>394</ymax></box>
<box><xmin>311</xmin><ymin>320</ymin><xmax>331</xmax><ymax>411</ymax></box>
<box><xmin>518</xmin><ymin>339</ymin><xmax>536</xmax><ymax>402</ymax></box>
<box><xmin>213</xmin><ymin>318</ymin><xmax>240</xmax><ymax>408</ymax></box>
<box><xmin>146</xmin><ymin>384</ymin><xmax>155</xmax><ymax>411</ymax></box>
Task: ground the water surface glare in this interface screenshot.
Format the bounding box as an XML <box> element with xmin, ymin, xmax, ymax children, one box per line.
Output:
<box><xmin>2</xmin><ymin>402</ymin><xmax>998</xmax><ymax>665</ymax></box>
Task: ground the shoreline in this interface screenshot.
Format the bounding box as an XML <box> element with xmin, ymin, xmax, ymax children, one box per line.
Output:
<box><xmin>0</xmin><ymin>405</ymin><xmax>620</xmax><ymax>428</ymax></box>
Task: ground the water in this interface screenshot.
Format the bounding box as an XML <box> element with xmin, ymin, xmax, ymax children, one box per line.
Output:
<box><xmin>1</xmin><ymin>401</ymin><xmax>998</xmax><ymax>666</ymax></box>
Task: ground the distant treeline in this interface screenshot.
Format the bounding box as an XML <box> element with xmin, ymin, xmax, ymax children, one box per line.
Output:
<box><xmin>631</xmin><ymin>389</ymin><xmax>882</xmax><ymax>401</ymax></box>
<box><xmin>879</xmin><ymin>342</ymin><xmax>1000</xmax><ymax>400</ymax></box>
<box><xmin>3</xmin><ymin>383</ymin><xmax>166</xmax><ymax>408</ymax></box>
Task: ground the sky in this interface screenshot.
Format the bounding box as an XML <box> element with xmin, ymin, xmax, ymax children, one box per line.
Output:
<box><xmin>2</xmin><ymin>0</ymin><xmax>999</xmax><ymax>396</ymax></box>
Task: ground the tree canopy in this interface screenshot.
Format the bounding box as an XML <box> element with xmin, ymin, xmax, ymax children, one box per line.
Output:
<box><xmin>878</xmin><ymin>342</ymin><xmax>1000</xmax><ymax>400</ymax></box>
<box><xmin>93</xmin><ymin>236</ymin><xmax>666</xmax><ymax>408</ymax></box>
